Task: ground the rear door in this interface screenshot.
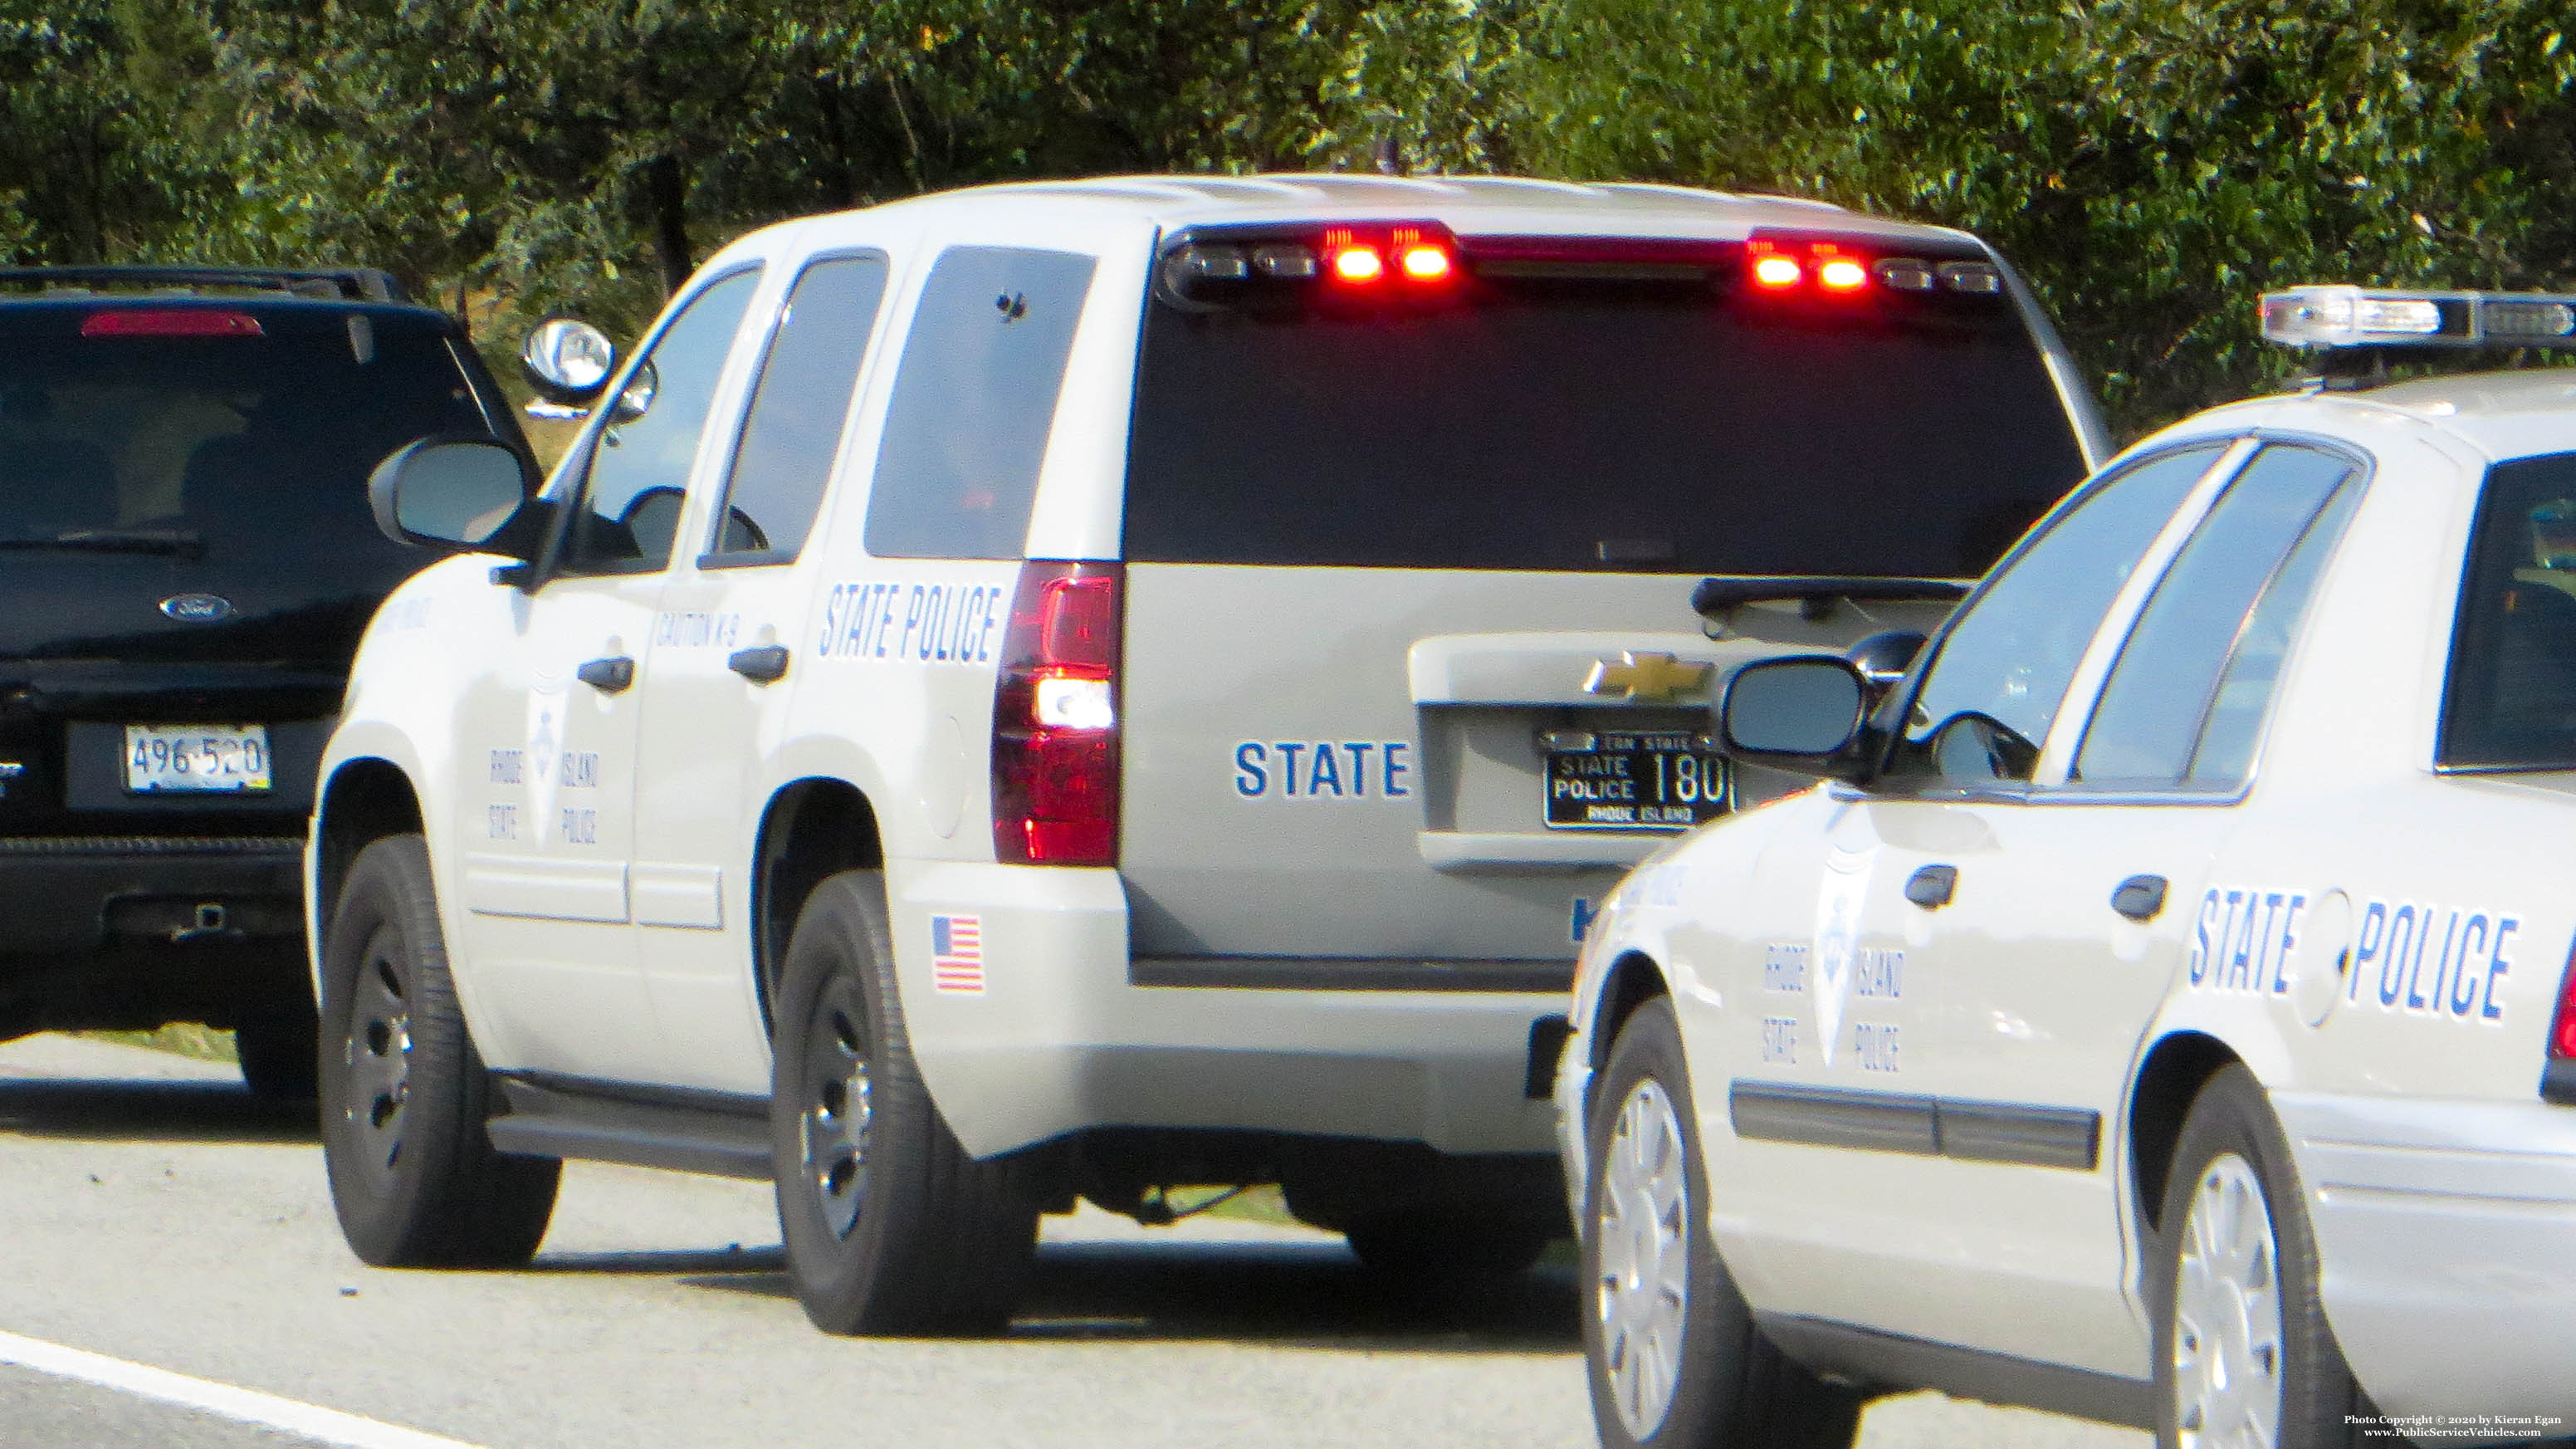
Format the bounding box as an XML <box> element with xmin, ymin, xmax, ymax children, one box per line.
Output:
<box><xmin>628</xmin><ymin>252</ymin><xmax>892</xmax><ymax>1090</ymax></box>
<box><xmin>1117</xmin><ymin>227</ymin><xmax>2096</xmax><ymax>976</ymax></box>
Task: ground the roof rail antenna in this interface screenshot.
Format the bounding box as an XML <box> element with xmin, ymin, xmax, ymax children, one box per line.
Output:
<box><xmin>0</xmin><ymin>265</ymin><xmax>408</xmax><ymax>304</ymax></box>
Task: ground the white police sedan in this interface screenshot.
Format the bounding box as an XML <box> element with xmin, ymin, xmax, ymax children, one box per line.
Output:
<box><xmin>1556</xmin><ymin>287</ymin><xmax>2576</xmax><ymax>1449</ymax></box>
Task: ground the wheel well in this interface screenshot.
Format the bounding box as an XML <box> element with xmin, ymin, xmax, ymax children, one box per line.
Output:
<box><xmin>315</xmin><ymin>759</ymin><xmax>423</xmax><ymax>927</ymax></box>
<box><xmin>2128</xmin><ymin>1030</ymin><xmax>2240</xmax><ymax>1235</ymax></box>
<box><xmin>751</xmin><ymin>779</ymin><xmax>882</xmax><ymax>1030</ymax></box>
<box><xmin>1586</xmin><ymin>952</ymin><xmax>1669</xmax><ymax>1114</ymax></box>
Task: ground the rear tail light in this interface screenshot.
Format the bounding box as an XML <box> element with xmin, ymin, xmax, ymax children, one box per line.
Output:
<box><xmin>991</xmin><ymin>561</ymin><xmax>1122</xmax><ymax>866</ymax></box>
<box><xmin>2544</xmin><ymin>941</ymin><xmax>2576</xmax><ymax>1104</ymax></box>
<box><xmin>1816</xmin><ymin>257</ymin><xmax>1870</xmax><ymax>292</ymax></box>
<box><xmin>81</xmin><ymin>309</ymin><xmax>263</xmax><ymax>337</ymax></box>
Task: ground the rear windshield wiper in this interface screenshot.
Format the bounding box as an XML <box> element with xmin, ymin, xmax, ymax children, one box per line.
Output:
<box><xmin>1694</xmin><ymin>575</ymin><xmax>1970</xmax><ymax>629</ymax></box>
<box><xmin>0</xmin><ymin>528</ymin><xmax>206</xmax><ymax>558</ymax></box>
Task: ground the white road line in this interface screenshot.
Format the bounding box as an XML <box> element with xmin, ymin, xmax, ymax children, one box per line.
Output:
<box><xmin>0</xmin><ymin>1329</ymin><xmax>486</xmax><ymax>1449</ymax></box>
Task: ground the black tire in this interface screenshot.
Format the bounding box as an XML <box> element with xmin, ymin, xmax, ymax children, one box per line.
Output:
<box><xmin>1346</xmin><ymin>1212</ymin><xmax>1552</xmax><ymax>1285</ymax></box>
<box><xmin>2153</xmin><ymin>1065</ymin><xmax>2368</xmax><ymax>1449</ymax></box>
<box><xmin>234</xmin><ymin>999</ymin><xmax>320</xmax><ymax>1102</ymax></box>
<box><xmin>1582</xmin><ymin>998</ymin><xmax>1860</xmax><ymax>1449</ymax></box>
<box><xmin>770</xmin><ymin>869</ymin><xmax>1039</xmax><ymax>1335</ymax></box>
<box><xmin>320</xmin><ymin>835</ymin><xmax>560</xmax><ymax>1268</ymax></box>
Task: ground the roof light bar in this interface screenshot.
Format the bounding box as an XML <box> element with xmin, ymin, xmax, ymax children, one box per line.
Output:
<box><xmin>1751</xmin><ymin>254</ymin><xmax>1803</xmax><ymax>290</ymax></box>
<box><xmin>2261</xmin><ymin>285</ymin><xmax>2576</xmax><ymax>350</ymax></box>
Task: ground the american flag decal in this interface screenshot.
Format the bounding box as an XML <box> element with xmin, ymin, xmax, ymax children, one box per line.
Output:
<box><xmin>931</xmin><ymin>914</ymin><xmax>985</xmax><ymax>994</ymax></box>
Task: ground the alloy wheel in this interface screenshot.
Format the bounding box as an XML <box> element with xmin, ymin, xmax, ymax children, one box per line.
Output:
<box><xmin>1597</xmin><ymin>1077</ymin><xmax>1690</xmax><ymax>1440</ymax></box>
<box><xmin>2171</xmin><ymin>1152</ymin><xmax>2285</xmax><ymax>1449</ymax></box>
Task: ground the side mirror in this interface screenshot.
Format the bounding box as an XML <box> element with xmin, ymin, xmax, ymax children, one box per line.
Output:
<box><xmin>1719</xmin><ymin>655</ymin><xmax>1875</xmax><ymax>781</ymax></box>
<box><xmin>368</xmin><ymin>438</ymin><xmax>538</xmax><ymax>554</ymax></box>
<box><xmin>521</xmin><ymin>316</ymin><xmax>618</xmax><ymax>405</ymax></box>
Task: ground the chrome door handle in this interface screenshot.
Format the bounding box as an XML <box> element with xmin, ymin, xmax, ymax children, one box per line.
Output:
<box><xmin>576</xmin><ymin>655</ymin><xmax>635</xmax><ymax>693</ymax></box>
<box><xmin>727</xmin><ymin>645</ymin><xmax>789</xmax><ymax>683</ymax></box>
<box><xmin>2112</xmin><ymin>874</ymin><xmax>2168</xmax><ymax>922</ymax></box>
<box><xmin>1904</xmin><ymin>864</ymin><xmax>1957</xmax><ymax>909</ymax></box>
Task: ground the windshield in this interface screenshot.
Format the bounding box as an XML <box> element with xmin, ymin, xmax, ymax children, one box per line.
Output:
<box><xmin>0</xmin><ymin>306</ymin><xmax>496</xmax><ymax>559</ymax></box>
<box><xmin>2442</xmin><ymin>450</ymin><xmax>2576</xmax><ymax>768</ymax></box>
<box><xmin>1125</xmin><ymin>254</ymin><xmax>2089</xmax><ymax>575</ymax></box>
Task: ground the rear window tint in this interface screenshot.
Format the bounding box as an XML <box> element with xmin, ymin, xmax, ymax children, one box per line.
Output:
<box><xmin>0</xmin><ymin>306</ymin><xmax>494</xmax><ymax>558</ymax></box>
<box><xmin>1126</xmin><ymin>275</ymin><xmax>2087</xmax><ymax>575</ymax></box>
<box><xmin>865</xmin><ymin>247</ymin><xmax>1096</xmax><ymax>561</ymax></box>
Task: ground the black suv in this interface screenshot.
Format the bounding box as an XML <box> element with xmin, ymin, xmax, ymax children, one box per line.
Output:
<box><xmin>0</xmin><ymin>266</ymin><xmax>530</xmax><ymax>1095</ymax></box>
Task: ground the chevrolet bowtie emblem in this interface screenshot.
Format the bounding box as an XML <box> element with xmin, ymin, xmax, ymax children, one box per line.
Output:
<box><xmin>1581</xmin><ymin>652</ymin><xmax>1713</xmax><ymax>703</ymax></box>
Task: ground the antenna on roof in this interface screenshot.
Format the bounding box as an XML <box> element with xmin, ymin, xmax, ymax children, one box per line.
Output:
<box><xmin>1373</xmin><ymin>135</ymin><xmax>1405</xmax><ymax>178</ymax></box>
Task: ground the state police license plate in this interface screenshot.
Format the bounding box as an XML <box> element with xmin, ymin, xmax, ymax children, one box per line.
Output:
<box><xmin>125</xmin><ymin>724</ymin><xmax>272</xmax><ymax>793</ymax></box>
<box><xmin>1542</xmin><ymin>730</ymin><xmax>1728</xmax><ymax>830</ymax></box>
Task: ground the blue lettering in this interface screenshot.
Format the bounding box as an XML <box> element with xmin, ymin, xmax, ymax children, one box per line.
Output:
<box><xmin>2353</xmin><ymin>900</ymin><xmax>2388</xmax><ymax>1001</ymax></box>
<box><xmin>2226</xmin><ymin>889</ymin><xmax>2255</xmax><ymax>990</ymax></box>
<box><xmin>2270</xmin><ymin>893</ymin><xmax>2305</xmax><ymax>996</ymax></box>
<box><xmin>847</xmin><ymin>584</ymin><xmax>874</xmax><ymax>655</ymax></box>
<box><xmin>1344</xmin><ymin>742</ymin><xmax>1375</xmax><ymax>796</ymax></box>
<box><xmin>1308</xmin><ymin>741</ymin><xmax>1343</xmax><ymax>795</ymax></box>
<box><xmin>2380</xmin><ymin>904</ymin><xmax>2415</xmax><ymax>1006</ymax></box>
<box><xmin>900</xmin><ymin>585</ymin><xmax>926</xmax><ymax>657</ymax></box>
<box><xmin>2485</xmin><ymin>918</ymin><xmax>2519</xmax><ymax>1021</ymax></box>
<box><xmin>977</xmin><ymin>587</ymin><xmax>1003</xmax><ymax>663</ymax></box>
<box><xmin>1277</xmin><ymin>742</ymin><xmax>1306</xmax><ymax>796</ymax></box>
<box><xmin>2189</xmin><ymin>888</ymin><xmax>2221</xmax><ymax>985</ymax></box>
<box><xmin>2409</xmin><ymin>909</ymin><xmax>2451</xmax><ymax>1011</ymax></box>
<box><xmin>818</xmin><ymin>585</ymin><xmax>846</xmax><ymax>656</ymax></box>
<box><xmin>2451</xmin><ymin>914</ymin><xmax>2490</xmax><ymax>1017</ymax></box>
<box><xmin>1385</xmin><ymin>742</ymin><xmax>1412</xmax><ymax>797</ymax></box>
<box><xmin>1234</xmin><ymin>742</ymin><xmax>1268</xmax><ymax>797</ymax></box>
<box><xmin>1571</xmin><ymin>897</ymin><xmax>1600</xmax><ymax>944</ymax></box>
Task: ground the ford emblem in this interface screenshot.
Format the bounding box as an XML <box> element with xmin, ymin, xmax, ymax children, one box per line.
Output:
<box><xmin>159</xmin><ymin>593</ymin><xmax>235</xmax><ymax>623</ymax></box>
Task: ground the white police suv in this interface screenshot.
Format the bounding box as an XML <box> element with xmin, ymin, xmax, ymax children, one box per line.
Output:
<box><xmin>1558</xmin><ymin>287</ymin><xmax>2576</xmax><ymax>1447</ymax></box>
<box><xmin>311</xmin><ymin>174</ymin><xmax>2103</xmax><ymax>1334</ymax></box>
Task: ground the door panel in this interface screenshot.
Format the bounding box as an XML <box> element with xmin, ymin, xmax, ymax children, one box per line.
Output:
<box><xmin>451</xmin><ymin>574</ymin><xmax>661</xmax><ymax>1079</ymax></box>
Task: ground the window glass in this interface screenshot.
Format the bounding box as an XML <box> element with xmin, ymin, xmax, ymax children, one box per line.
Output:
<box><xmin>865</xmin><ymin>247</ymin><xmax>1096</xmax><ymax>561</ymax></box>
<box><xmin>2074</xmin><ymin>445</ymin><xmax>2358</xmax><ymax>788</ymax></box>
<box><xmin>559</xmin><ymin>267</ymin><xmax>762</xmax><ymax>575</ymax></box>
<box><xmin>1127</xmin><ymin>276</ymin><xmax>2088</xmax><ymax>575</ymax></box>
<box><xmin>2442</xmin><ymin>450</ymin><xmax>2576</xmax><ymax>767</ymax></box>
<box><xmin>709</xmin><ymin>254</ymin><xmax>887</xmax><ymax>562</ymax></box>
<box><xmin>1887</xmin><ymin>443</ymin><xmax>2221</xmax><ymax>785</ymax></box>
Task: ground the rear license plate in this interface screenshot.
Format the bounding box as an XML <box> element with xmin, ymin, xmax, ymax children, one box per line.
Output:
<box><xmin>1543</xmin><ymin>730</ymin><xmax>1728</xmax><ymax>830</ymax></box>
<box><xmin>125</xmin><ymin>724</ymin><xmax>272</xmax><ymax>793</ymax></box>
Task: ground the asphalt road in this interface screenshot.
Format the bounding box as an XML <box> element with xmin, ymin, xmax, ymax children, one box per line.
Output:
<box><xmin>0</xmin><ymin>1035</ymin><xmax>2148</xmax><ymax>1449</ymax></box>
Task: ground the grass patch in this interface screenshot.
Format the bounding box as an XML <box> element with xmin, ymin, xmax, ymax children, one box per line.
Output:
<box><xmin>1187</xmin><ymin>1184</ymin><xmax>1303</xmax><ymax>1229</ymax></box>
<box><xmin>76</xmin><ymin>1023</ymin><xmax>239</xmax><ymax>1065</ymax></box>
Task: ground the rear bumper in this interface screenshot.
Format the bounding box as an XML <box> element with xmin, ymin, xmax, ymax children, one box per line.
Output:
<box><xmin>887</xmin><ymin>858</ymin><xmax>1569</xmax><ymax>1162</ymax></box>
<box><xmin>0</xmin><ymin>835</ymin><xmax>306</xmax><ymax>1033</ymax></box>
<box><xmin>0</xmin><ymin>835</ymin><xmax>306</xmax><ymax>953</ymax></box>
<box><xmin>2275</xmin><ymin>1092</ymin><xmax>2576</xmax><ymax>1437</ymax></box>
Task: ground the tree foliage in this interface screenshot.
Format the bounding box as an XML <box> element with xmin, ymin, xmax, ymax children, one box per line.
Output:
<box><xmin>6</xmin><ymin>1</ymin><xmax>2572</xmax><ymax>435</ymax></box>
